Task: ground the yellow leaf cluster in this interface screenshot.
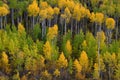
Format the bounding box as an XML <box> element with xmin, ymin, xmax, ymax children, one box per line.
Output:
<box><xmin>54</xmin><ymin>7</ymin><xmax>60</xmax><ymax>15</ymax></box>
<box><xmin>39</xmin><ymin>10</ymin><xmax>47</xmax><ymax>20</ymax></box>
<box><xmin>90</xmin><ymin>12</ymin><xmax>95</xmax><ymax>22</ymax></box>
<box><xmin>96</xmin><ymin>31</ymin><xmax>106</xmax><ymax>42</ymax></box>
<box><xmin>1</xmin><ymin>52</ymin><xmax>8</xmax><ymax>64</ymax></box>
<box><xmin>80</xmin><ymin>6</ymin><xmax>86</xmax><ymax>18</ymax></box>
<box><xmin>105</xmin><ymin>18</ymin><xmax>115</xmax><ymax>29</ymax></box>
<box><xmin>66</xmin><ymin>0</ymin><xmax>75</xmax><ymax>12</ymax></box>
<box><xmin>46</xmin><ymin>6</ymin><xmax>54</xmax><ymax>19</ymax></box>
<box><xmin>73</xmin><ymin>4</ymin><xmax>81</xmax><ymax>21</ymax></box>
<box><xmin>73</xmin><ymin>59</ymin><xmax>82</xmax><ymax>73</ymax></box>
<box><xmin>53</xmin><ymin>69</ymin><xmax>60</xmax><ymax>77</ymax></box>
<box><xmin>82</xmin><ymin>40</ymin><xmax>87</xmax><ymax>47</ymax></box>
<box><xmin>85</xmin><ymin>9</ymin><xmax>91</xmax><ymax>18</ymax></box>
<box><xmin>43</xmin><ymin>41</ymin><xmax>52</xmax><ymax>60</ymax></box>
<box><xmin>18</xmin><ymin>23</ymin><xmax>25</xmax><ymax>33</ymax></box>
<box><xmin>93</xmin><ymin>63</ymin><xmax>99</xmax><ymax>79</ymax></box>
<box><xmin>40</xmin><ymin>1</ymin><xmax>49</xmax><ymax>9</ymax></box>
<box><xmin>57</xmin><ymin>52</ymin><xmax>68</xmax><ymax>68</ymax></box>
<box><xmin>66</xmin><ymin>40</ymin><xmax>72</xmax><ymax>54</ymax></box>
<box><xmin>58</xmin><ymin>0</ymin><xmax>67</xmax><ymax>9</ymax></box>
<box><xmin>79</xmin><ymin>51</ymin><xmax>88</xmax><ymax>70</ymax></box>
<box><xmin>27</xmin><ymin>0</ymin><xmax>39</xmax><ymax>16</ymax></box>
<box><xmin>47</xmin><ymin>24</ymin><xmax>58</xmax><ymax>40</ymax></box>
<box><xmin>95</xmin><ymin>13</ymin><xmax>104</xmax><ymax>24</ymax></box>
<box><xmin>0</xmin><ymin>4</ymin><xmax>9</xmax><ymax>16</ymax></box>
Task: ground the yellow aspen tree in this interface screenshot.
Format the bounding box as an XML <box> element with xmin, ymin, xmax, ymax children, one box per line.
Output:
<box><xmin>105</xmin><ymin>18</ymin><xmax>115</xmax><ymax>44</ymax></box>
<box><xmin>79</xmin><ymin>51</ymin><xmax>89</xmax><ymax>74</ymax></box>
<box><xmin>57</xmin><ymin>52</ymin><xmax>68</xmax><ymax>68</ymax></box>
<box><xmin>73</xmin><ymin>59</ymin><xmax>82</xmax><ymax>73</ymax></box>
<box><xmin>93</xmin><ymin>63</ymin><xmax>99</xmax><ymax>79</ymax></box>
<box><xmin>73</xmin><ymin>4</ymin><xmax>81</xmax><ymax>22</ymax></box>
<box><xmin>96</xmin><ymin>31</ymin><xmax>106</xmax><ymax>48</ymax></box>
<box><xmin>53</xmin><ymin>69</ymin><xmax>60</xmax><ymax>77</ymax></box>
<box><xmin>54</xmin><ymin>7</ymin><xmax>60</xmax><ymax>15</ymax></box>
<box><xmin>79</xmin><ymin>6</ymin><xmax>86</xmax><ymax>18</ymax></box>
<box><xmin>95</xmin><ymin>13</ymin><xmax>104</xmax><ymax>25</ymax></box>
<box><xmin>53</xmin><ymin>7</ymin><xmax>60</xmax><ymax>24</ymax></box>
<box><xmin>58</xmin><ymin>0</ymin><xmax>67</xmax><ymax>9</ymax></box>
<box><xmin>46</xmin><ymin>6</ymin><xmax>54</xmax><ymax>27</ymax></box>
<box><xmin>47</xmin><ymin>24</ymin><xmax>58</xmax><ymax>40</ymax></box>
<box><xmin>39</xmin><ymin>9</ymin><xmax>47</xmax><ymax>39</ymax></box>
<box><xmin>39</xmin><ymin>1</ymin><xmax>49</xmax><ymax>10</ymax></box>
<box><xmin>90</xmin><ymin>12</ymin><xmax>95</xmax><ymax>22</ymax></box>
<box><xmin>27</xmin><ymin>0</ymin><xmax>39</xmax><ymax>16</ymax></box>
<box><xmin>61</xmin><ymin>7</ymin><xmax>71</xmax><ymax>34</ymax></box>
<box><xmin>41</xmin><ymin>70</ymin><xmax>52</xmax><ymax>80</ymax></box>
<box><xmin>0</xmin><ymin>52</ymin><xmax>9</xmax><ymax>73</ymax></box>
<box><xmin>65</xmin><ymin>40</ymin><xmax>72</xmax><ymax>57</ymax></box>
<box><xmin>18</xmin><ymin>23</ymin><xmax>25</xmax><ymax>34</ymax></box>
<box><xmin>0</xmin><ymin>3</ymin><xmax>9</xmax><ymax>29</ymax></box>
<box><xmin>43</xmin><ymin>41</ymin><xmax>52</xmax><ymax>60</ymax></box>
<box><xmin>66</xmin><ymin>0</ymin><xmax>75</xmax><ymax>12</ymax></box>
<box><xmin>106</xmin><ymin>18</ymin><xmax>115</xmax><ymax>30</ymax></box>
<box><xmin>85</xmin><ymin>9</ymin><xmax>91</xmax><ymax>18</ymax></box>
<box><xmin>72</xmin><ymin>4</ymin><xmax>81</xmax><ymax>34</ymax></box>
<box><xmin>27</xmin><ymin>0</ymin><xmax>39</xmax><ymax>28</ymax></box>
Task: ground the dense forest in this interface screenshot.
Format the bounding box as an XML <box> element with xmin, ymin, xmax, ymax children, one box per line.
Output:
<box><xmin>0</xmin><ymin>0</ymin><xmax>120</xmax><ymax>80</ymax></box>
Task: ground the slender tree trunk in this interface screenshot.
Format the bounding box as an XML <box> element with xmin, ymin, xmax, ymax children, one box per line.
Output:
<box><xmin>0</xmin><ymin>16</ymin><xmax>2</xmax><ymax>29</ymax></box>
<box><xmin>75</xmin><ymin>20</ymin><xmax>77</xmax><ymax>34</ymax></box>
<box><xmin>71</xmin><ymin>19</ymin><xmax>73</xmax><ymax>35</ymax></box>
<box><xmin>42</xmin><ymin>19</ymin><xmax>46</xmax><ymax>39</ymax></box>
<box><xmin>4</xmin><ymin>16</ymin><xmax>7</xmax><ymax>28</ymax></box>
<box><xmin>32</xmin><ymin>16</ymin><xmax>35</xmax><ymax>29</ymax></box>
<box><xmin>48</xmin><ymin>19</ymin><xmax>51</xmax><ymax>27</ymax></box>
<box><xmin>11</xmin><ymin>8</ymin><xmax>15</xmax><ymax>26</ymax></box>
<box><xmin>17</xmin><ymin>16</ymin><xmax>19</xmax><ymax>24</ymax></box>
<box><xmin>98</xmin><ymin>24</ymin><xmax>101</xmax><ymax>80</ymax></box>
<box><xmin>25</xmin><ymin>12</ymin><xmax>28</xmax><ymax>32</ymax></box>
<box><xmin>65</xmin><ymin>20</ymin><xmax>67</xmax><ymax>34</ymax></box>
<box><xmin>115</xmin><ymin>18</ymin><xmax>118</xmax><ymax>41</ymax></box>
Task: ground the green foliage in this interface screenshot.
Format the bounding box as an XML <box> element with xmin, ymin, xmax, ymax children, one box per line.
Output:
<box><xmin>61</xmin><ymin>31</ymin><xmax>71</xmax><ymax>58</ymax></box>
<box><xmin>32</xmin><ymin>24</ymin><xmax>41</xmax><ymax>41</ymax></box>
<box><xmin>85</xmin><ymin>31</ymin><xmax>97</xmax><ymax>59</ymax></box>
<box><xmin>72</xmin><ymin>30</ymin><xmax>84</xmax><ymax>58</ymax></box>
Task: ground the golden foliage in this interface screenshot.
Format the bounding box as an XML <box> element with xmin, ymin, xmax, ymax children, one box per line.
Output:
<box><xmin>41</xmin><ymin>70</ymin><xmax>52</xmax><ymax>80</ymax></box>
<box><xmin>73</xmin><ymin>4</ymin><xmax>81</xmax><ymax>21</ymax></box>
<box><xmin>39</xmin><ymin>9</ymin><xmax>47</xmax><ymax>20</ymax></box>
<box><xmin>40</xmin><ymin>1</ymin><xmax>49</xmax><ymax>9</ymax></box>
<box><xmin>57</xmin><ymin>52</ymin><xmax>68</xmax><ymax>68</ymax></box>
<box><xmin>73</xmin><ymin>59</ymin><xmax>82</xmax><ymax>73</ymax></box>
<box><xmin>93</xmin><ymin>63</ymin><xmax>99</xmax><ymax>79</ymax></box>
<box><xmin>53</xmin><ymin>69</ymin><xmax>60</xmax><ymax>77</ymax></box>
<box><xmin>18</xmin><ymin>23</ymin><xmax>25</xmax><ymax>33</ymax></box>
<box><xmin>90</xmin><ymin>12</ymin><xmax>95</xmax><ymax>22</ymax></box>
<box><xmin>79</xmin><ymin>51</ymin><xmax>89</xmax><ymax>70</ymax></box>
<box><xmin>0</xmin><ymin>5</ymin><xmax>9</xmax><ymax>16</ymax></box>
<box><xmin>66</xmin><ymin>40</ymin><xmax>72</xmax><ymax>54</ymax></box>
<box><xmin>58</xmin><ymin>0</ymin><xmax>67</xmax><ymax>9</ymax></box>
<box><xmin>66</xmin><ymin>0</ymin><xmax>75</xmax><ymax>12</ymax></box>
<box><xmin>27</xmin><ymin>0</ymin><xmax>39</xmax><ymax>16</ymax></box>
<box><xmin>47</xmin><ymin>6</ymin><xmax>54</xmax><ymax>19</ymax></box>
<box><xmin>54</xmin><ymin>7</ymin><xmax>60</xmax><ymax>15</ymax></box>
<box><xmin>47</xmin><ymin>24</ymin><xmax>58</xmax><ymax>40</ymax></box>
<box><xmin>96</xmin><ymin>31</ymin><xmax>106</xmax><ymax>42</ymax></box>
<box><xmin>105</xmin><ymin>18</ymin><xmax>115</xmax><ymax>29</ymax></box>
<box><xmin>1</xmin><ymin>51</ymin><xmax>8</xmax><ymax>64</ymax></box>
<box><xmin>95</xmin><ymin>13</ymin><xmax>104</xmax><ymax>24</ymax></box>
<box><xmin>82</xmin><ymin>40</ymin><xmax>87</xmax><ymax>47</ymax></box>
<box><xmin>43</xmin><ymin>41</ymin><xmax>52</xmax><ymax>60</ymax></box>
